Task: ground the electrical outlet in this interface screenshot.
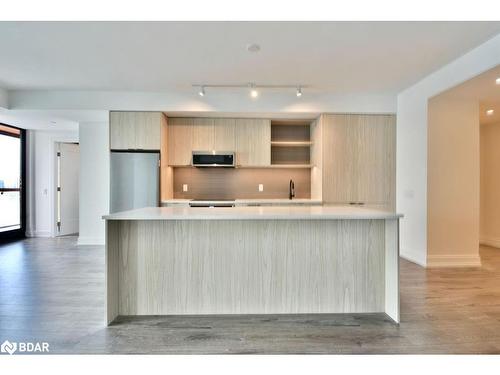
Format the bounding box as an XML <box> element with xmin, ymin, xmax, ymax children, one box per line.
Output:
<box><xmin>183</xmin><ymin>184</ymin><xmax>188</xmax><ymax>192</ymax></box>
<box><xmin>258</xmin><ymin>184</ymin><xmax>264</xmax><ymax>192</ymax></box>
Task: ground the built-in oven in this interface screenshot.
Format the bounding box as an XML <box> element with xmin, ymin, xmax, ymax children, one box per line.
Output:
<box><xmin>192</xmin><ymin>151</ymin><xmax>235</xmax><ymax>168</ymax></box>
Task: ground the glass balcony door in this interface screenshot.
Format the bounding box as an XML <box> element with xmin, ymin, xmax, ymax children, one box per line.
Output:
<box><xmin>0</xmin><ymin>124</ymin><xmax>25</xmax><ymax>239</ymax></box>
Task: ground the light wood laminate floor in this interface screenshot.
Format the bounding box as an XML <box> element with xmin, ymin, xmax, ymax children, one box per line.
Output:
<box><xmin>1</xmin><ymin>237</ymin><xmax>499</xmax><ymax>354</ymax></box>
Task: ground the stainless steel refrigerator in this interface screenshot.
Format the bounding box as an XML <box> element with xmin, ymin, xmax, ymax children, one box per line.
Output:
<box><xmin>110</xmin><ymin>152</ymin><xmax>159</xmax><ymax>213</ymax></box>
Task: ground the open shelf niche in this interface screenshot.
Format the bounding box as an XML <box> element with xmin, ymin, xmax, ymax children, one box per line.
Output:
<box><xmin>270</xmin><ymin>120</ymin><xmax>313</xmax><ymax>166</ymax></box>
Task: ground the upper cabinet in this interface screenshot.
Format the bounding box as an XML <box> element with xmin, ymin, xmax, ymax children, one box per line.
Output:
<box><xmin>110</xmin><ymin>112</ymin><xmax>162</xmax><ymax>150</ymax></box>
<box><xmin>320</xmin><ymin>114</ymin><xmax>396</xmax><ymax>209</ymax></box>
<box><xmin>167</xmin><ymin>117</ymin><xmax>194</xmax><ymax>166</ymax></box>
<box><xmin>213</xmin><ymin>118</ymin><xmax>236</xmax><ymax>151</ymax></box>
<box><xmin>191</xmin><ymin>118</ymin><xmax>215</xmax><ymax>152</ymax></box>
<box><xmin>167</xmin><ymin>117</ymin><xmax>270</xmax><ymax>166</ymax></box>
<box><xmin>234</xmin><ymin>119</ymin><xmax>271</xmax><ymax>166</ymax></box>
<box><xmin>135</xmin><ymin>112</ymin><xmax>162</xmax><ymax>150</ymax></box>
<box><xmin>109</xmin><ymin>112</ymin><xmax>135</xmax><ymax>150</ymax></box>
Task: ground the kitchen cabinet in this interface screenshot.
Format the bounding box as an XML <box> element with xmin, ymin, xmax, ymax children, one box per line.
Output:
<box><xmin>310</xmin><ymin>117</ymin><xmax>323</xmax><ymax>200</ymax></box>
<box><xmin>167</xmin><ymin>117</ymin><xmax>270</xmax><ymax>166</ymax></box>
<box><xmin>213</xmin><ymin>118</ymin><xmax>236</xmax><ymax>150</ymax></box>
<box><xmin>191</xmin><ymin>118</ymin><xmax>215</xmax><ymax>151</ymax></box>
<box><xmin>168</xmin><ymin>118</ymin><xmax>233</xmax><ymax>165</ymax></box>
<box><xmin>234</xmin><ymin>119</ymin><xmax>271</xmax><ymax>166</ymax></box>
<box><xmin>356</xmin><ymin>115</ymin><xmax>396</xmax><ymax>206</ymax></box>
<box><xmin>135</xmin><ymin>112</ymin><xmax>162</xmax><ymax>150</ymax></box>
<box><xmin>321</xmin><ymin>114</ymin><xmax>395</xmax><ymax>208</ymax></box>
<box><xmin>168</xmin><ymin>117</ymin><xmax>215</xmax><ymax>166</ymax></box>
<box><xmin>167</xmin><ymin>117</ymin><xmax>194</xmax><ymax>165</ymax></box>
<box><xmin>109</xmin><ymin>111</ymin><xmax>162</xmax><ymax>150</ymax></box>
<box><xmin>110</xmin><ymin>112</ymin><xmax>136</xmax><ymax>150</ymax></box>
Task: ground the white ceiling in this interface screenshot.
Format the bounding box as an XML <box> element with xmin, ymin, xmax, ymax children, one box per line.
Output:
<box><xmin>1</xmin><ymin>21</ymin><xmax>500</xmax><ymax>96</ymax></box>
<box><xmin>0</xmin><ymin>109</ymin><xmax>107</xmax><ymax>130</ymax></box>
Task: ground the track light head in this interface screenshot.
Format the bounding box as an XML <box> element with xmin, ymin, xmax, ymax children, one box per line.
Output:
<box><xmin>198</xmin><ymin>86</ymin><xmax>205</xmax><ymax>97</ymax></box>
<box><xmin>296</xmin><ymin>87</ymin><xmax>302</xmax><ymax>97</ymax></box>
<box><xmin>248</xmin><ymin>83</ymin><xmax>258</xmax><ymax>98</ymax></box>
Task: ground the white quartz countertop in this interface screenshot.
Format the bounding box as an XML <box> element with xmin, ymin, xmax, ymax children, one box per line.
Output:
<box><xmin>103</xmin><ymin>205</ymin><xmax>403</xmax><ymax>221</ymax></box>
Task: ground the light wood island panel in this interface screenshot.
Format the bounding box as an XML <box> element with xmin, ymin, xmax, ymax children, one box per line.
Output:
<box><xmin>106</xmin><ymin>216</ymin><xmax>400</xmax><ymax>324</ymax></box>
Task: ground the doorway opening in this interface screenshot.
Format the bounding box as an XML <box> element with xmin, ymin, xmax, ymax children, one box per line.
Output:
<box><xmin>427</xmin><ymin>64</ymin><xmax>500</xmax><ymax>267</ymax></box>
<box><xmin>55</xmin><ymin>142</ymin><xmax>80</xmax><ymax>236</ymax></box>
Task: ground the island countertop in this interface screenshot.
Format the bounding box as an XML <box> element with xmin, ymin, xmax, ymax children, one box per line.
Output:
<box><xmin>103</xmin><ymin>205</ymin><xmax>403</xmax><ymax>221</ymax></box>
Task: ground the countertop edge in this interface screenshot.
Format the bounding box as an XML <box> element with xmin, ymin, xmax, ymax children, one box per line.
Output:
<box><xmin>103</xmin><ymin>215</ymin><xmax>403</xmax><ymax>220</ymax></box>
<box><xmin>103</xmin><ymin>206</ymin><xmax>403</xmax><ymax>221</ymax></box>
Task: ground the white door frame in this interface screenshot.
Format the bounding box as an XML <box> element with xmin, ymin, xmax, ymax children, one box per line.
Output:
<box><xmin>49</xmin><ymin>136</ymin><xmax>78</xmax><ymax>237</ymax></box>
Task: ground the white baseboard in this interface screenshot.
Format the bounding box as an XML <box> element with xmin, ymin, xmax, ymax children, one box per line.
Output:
<box><xmin>480</xmin><ymin>237</ymin><xmax>500</xmax><ymax>249</ymax></box>
<box><xmin>77</xmin><ymin>236</ymin><xmax>105</xmax><ymax>246</ymax></box>
<box><xmin>400</xmin><ymin>248</ymin><xmax>427</xmax><ymax>267</ymax></box>
<box><xmin>26</xmin><ymin>230</ymin><xmax>52</xmax><ymax>238</ymax></box>
<box><xmin>427</xmin><ymin>254</ymin><xmax>481</xmax><ymax>268</ymax></box>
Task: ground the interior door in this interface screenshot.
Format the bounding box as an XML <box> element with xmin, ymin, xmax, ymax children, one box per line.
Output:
<box><xmin>57</xmin><ymin>143</ymin><xmax>80</xmax><ymax>236</ymax></box>
<box><xmin>0</xmin><ymin>124</ymin><xmax>24</xmax><ymax>239</ymax></box>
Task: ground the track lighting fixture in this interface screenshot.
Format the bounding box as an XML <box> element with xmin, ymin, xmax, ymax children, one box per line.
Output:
<box><xmin>193</xmin><ymin>83</ymin><xmax>306</xmax><ymax>98</ymax></box>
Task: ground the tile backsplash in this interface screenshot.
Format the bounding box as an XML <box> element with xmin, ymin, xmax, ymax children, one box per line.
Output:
<box><xmin>173</xmin><ymin>167</ymin><xmax>311</xmax><ymax>199</ymax></box>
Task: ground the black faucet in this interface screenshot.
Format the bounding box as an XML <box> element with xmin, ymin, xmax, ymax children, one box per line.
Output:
<box><xmin>289</xmin><ymin>179</ymin><xmax>295</xmax><ymax>200</ymax></box>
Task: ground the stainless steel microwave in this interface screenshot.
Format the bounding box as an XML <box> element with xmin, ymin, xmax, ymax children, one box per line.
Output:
<box><xmin>192</xmin><ymin>151</ymin><xmax>235</xmax><ymax>167</ymax></box>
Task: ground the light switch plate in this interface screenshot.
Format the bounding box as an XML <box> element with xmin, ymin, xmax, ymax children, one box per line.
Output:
<box><xmin>183</xmin><ymin>184</ymin><xmax>188</xmax><ymax>192</ymax></box>
<box><xmin>258</xmin><ymin>184</ymin><xmax>264</xmax><ymax>192</ymax></box>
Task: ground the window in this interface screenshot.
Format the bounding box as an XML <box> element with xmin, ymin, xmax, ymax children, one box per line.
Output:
<box><xmin>0</xmin><ymin>124</ymin><xmax>25</xmax><ymax>239</ymax></box>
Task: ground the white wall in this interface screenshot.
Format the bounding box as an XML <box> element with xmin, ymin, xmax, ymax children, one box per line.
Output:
<box><xmin>78</xmin><ymin>122</ymin><xmax>109</xmax><ymax>245</ymax></box>
<box><xmin>0</xmin><ymin>88</ymin><xmax>8</xmax><ymax>109</ymax></box>
<box><xmin>397</xmin><ymin>34</ymin><xmax>500</xmax><ymax>267</ymax></box>
<box><xmin>427</xmin><ymin>95</ymin><xmax>480</xmax><ymax>267</ymax></box>
<box><xmin>480</xmin><ymin>122</ymin><xmax>500</xmax><ymax>248</ymax></box>
<box><xmin>26</xmin><ymin>129</ymin><xmax>79</xmax><ymax>237</ymax></box>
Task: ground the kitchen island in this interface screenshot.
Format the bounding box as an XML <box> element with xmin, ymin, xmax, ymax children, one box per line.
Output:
<box><xmin>104</xmin><ymin>206</ymin><xmax>402</xmax><ymax>325</ymax></box>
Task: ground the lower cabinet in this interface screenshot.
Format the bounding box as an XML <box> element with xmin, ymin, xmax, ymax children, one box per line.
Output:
<box><xmin>321</xmin><ymin>114</ymin><xmax>396</xmax><ymax>209</ymax></box>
